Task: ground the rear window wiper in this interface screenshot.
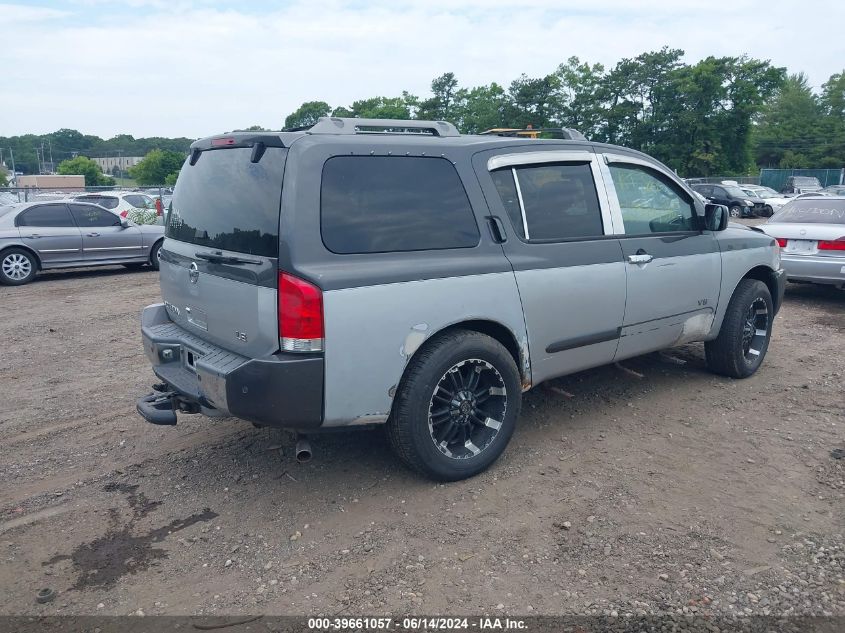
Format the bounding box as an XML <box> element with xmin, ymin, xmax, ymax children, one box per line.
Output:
<box><xmin>195</xmin><ymin>252</ymin><xmax>262</xmax><ymax>265</ymax></box>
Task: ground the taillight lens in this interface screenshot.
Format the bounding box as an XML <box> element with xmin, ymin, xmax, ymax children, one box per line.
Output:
<box><xmin>279</xmin><ymin>272</ymin><xmax>324</xmax><ymax>352</ymax></box>
<box><xmin>211</xmin><ymin>137</ymin><xmax>236</xmax><ymax>147</ymax></box>
<box><xmin>775</xmin><ymin>238</ymin><xmax>787</xmax><ymax>248</ymax></box>
<box><xmin>818</xmin><ymin>237</ymin><xmax>845</xmax><ymax>251</ymax></box>
<box><xmin>155</xmin><ymin>198</ymin><xmax>163</xmax><ymax>215</ymax></box>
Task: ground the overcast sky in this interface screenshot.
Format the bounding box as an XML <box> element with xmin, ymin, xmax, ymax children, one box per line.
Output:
<box><xmin>2</xmin><ymin>0</ymin><xmax>844</xmax><ymax>139</ymax></box>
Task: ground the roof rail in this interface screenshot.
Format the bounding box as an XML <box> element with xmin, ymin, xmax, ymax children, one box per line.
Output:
<box><xmin>480</xmin><ymin>127</ymin><xmax>587</xmax><ymax>141</ymax></box>
<box><xmin>308</xmin><ymin>117</ymin><xmax>461</xmax><ymax>137</ymax></box>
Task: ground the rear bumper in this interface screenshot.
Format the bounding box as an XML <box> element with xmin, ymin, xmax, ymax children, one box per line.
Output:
<box><xmin>138</xmin><ymin>303</ymin><xmax>324</xmax><ymax>428</ymax></box>
<box><xmin>781</xmin><ymin>255</ymin><xmax>845</xmax><ymax>287</ymax></box>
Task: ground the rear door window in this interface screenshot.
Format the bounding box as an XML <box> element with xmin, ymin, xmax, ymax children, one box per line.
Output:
<box><xmin>167</xmin><ymin>147</ymin><xmax>286</xmax><ymax>257</ymax></box>
<box><xmin>17</xmin><ymin>204</ymin><xmax>75</xmax><ymax>227</ymax></box>
<box><xmin>490</xmin><ymin>163</ymin><xmax>603</xmax><ymax>240</ymax></box>
<box><xmin>70</xmin><ymin>204</ymin><xmax>121</xmax><ymax>227</ymax></box>
<box><xmin>320</xmin><ymin>156</ymin><xmax>479</xmax><ymax>254</ymax></box>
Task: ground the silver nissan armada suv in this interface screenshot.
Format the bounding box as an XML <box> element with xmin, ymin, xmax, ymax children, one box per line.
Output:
<box><xmin>136</xmin><ymin>117</ymin><xmax>785</xmax><ymax>481</ymax></box>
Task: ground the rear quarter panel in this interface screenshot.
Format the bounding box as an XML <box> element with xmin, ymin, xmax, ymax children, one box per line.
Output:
<box><xmin>322</xmin><ymin>273</ymin><xmax>528</xmax><ymax>425</ymax></box>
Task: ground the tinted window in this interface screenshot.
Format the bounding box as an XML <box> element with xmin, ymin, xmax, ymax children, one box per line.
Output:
<box><xmin>70</xmin><ymin>204</ymin><xmax>121</xmax><ymax>227</ymax></box>
<box><xmin>609</xmin><ymin>164</ymin><xmax>696</xmax><ymax>234</ymax></box>
<box><xmin>320</xmin><ymin>156</ymin><xmax>479</xmax><ymax>254</ymax></box>
<box><xmin>17</xmin><ymin>204</ymin><xmax>75</xmax><ymax>227</ymax></box>
<box><xmin>76</xmin><ymin>195</ymin><xmax>119</xmax><ymax>209</ymax></box>
<box><xmin>723</xmin><ymin>186</ymin><xmax>748</xmax><ymax>197</ymax></box>
<box><xmin>769</xmin><ymin>199</ymin><xmax>845</xmax><ymax>224</ymax></box>
<box><xmin>124</xmin><ymin>194</ymin><xmax>154</xmax><ymax>209</ymax></box>
<box><xmin>492</xmin><ymin>163</ymin><xmax>603</xmax><ymax>240</ymax></box>
<box><xmin>167</xmin><ymin>147</ymin><xmax>285</xmax><ymax>257</ymax></box>
<box><xmin>490</xmin><ymin>169</ymin><xmax>525</xmax><ymax>237</ymax></box>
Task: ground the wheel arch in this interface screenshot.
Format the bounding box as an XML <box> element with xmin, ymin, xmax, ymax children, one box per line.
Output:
<box><xmin>741</xmin><ymin>265</ymin><xmax>781</xmax><ymax>313</ymax></box>
<box><xmin>405</xmin><ymin>318</ymin><xmax>530</xmax><ymax>390</ymax></box>
<box><xmin>0</xmin><ymin>244</ymin><xmax>42</xmax><ymax>270</ymax></box>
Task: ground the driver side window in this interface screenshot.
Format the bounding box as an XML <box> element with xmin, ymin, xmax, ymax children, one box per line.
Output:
<box><xmin>609</xmin><ymin>164</ymin><xmax>696</xmax><ymax>234</ymax></box>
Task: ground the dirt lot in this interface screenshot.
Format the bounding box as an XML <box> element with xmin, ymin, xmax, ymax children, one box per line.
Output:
<box><xmin>1</xmin><ymin>246</ymin><xmax>843</xmax><ymax>620</ymax></box>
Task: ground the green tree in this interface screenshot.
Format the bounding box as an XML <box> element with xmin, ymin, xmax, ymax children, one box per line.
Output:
<box><xmin>332</xmin><ymin>94</ymin><xmax>417</xmax><ymax>120</ymax></box>
<box><xmin>454</xmin><ymin>83</ymin><xmax>509</xmax><ymax>133</ymax></box>
<box><xmin>130</xmin><ymin>149</ymin><xmax>185</xmax><ymax>185</ymax></box>
<box><xmin>551</xmin><ymin>57</ymin><xmax>606</xmax><ymax>138</ymax></box>
<box><xmin>284</xmin><ymin>101</ymin><xmax>332</xmax><ymax>129</ymax></box>
<box><xmin>506</xmin><ymin>73</ymin><xmax>559</xmax><ymax>129</ymax></box>
<box><xmin>0</xmin><ymin>170</ymin><xmax>8</xmax><ymax>187</ymax></box>
<box><xmin>418</xmin><ymin>73</ymin><xmax>460</xmax><ymax>121</ymax></box>
<box><xmin>56</xmin><ymin>156</ymin><xmax>115</xmax><ymax>186</ymax></box>
<box><xmin>753</xmin><ymin>73</ymin><xmax>821</xmax><ymax>168</ymax></box>
<box><xmin>164</xmin><ymin>170</ymin><xmax>180</xmax><ymax>187</ymax></box>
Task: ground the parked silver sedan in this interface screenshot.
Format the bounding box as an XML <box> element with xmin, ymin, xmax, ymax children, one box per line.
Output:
<box><xmin>760</xmin><ymin>196</ymin><xmax>845</xmax><ymax>289</ymax></box>
<box><xmin>0</xmin><ymin>200</ymin><xmax>164</xmax><ymax>286</ymax></box>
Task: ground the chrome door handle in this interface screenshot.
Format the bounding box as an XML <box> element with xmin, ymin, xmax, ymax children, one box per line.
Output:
<box><xmin>86</xmin><ymin>232</ymin><xmax>100</xmax><ymax>237</ymax></box>
<box><xmin>26</xmin><ymin>234</ymin><xmax>41</xmax><ymax>238</ymax></box>
<box><xmin>627</xmin><ymin>253</ymin><xmax>653</xmax><ymax>264</ymax></box>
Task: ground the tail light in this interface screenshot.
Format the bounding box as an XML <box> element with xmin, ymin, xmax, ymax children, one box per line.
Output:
<box><xmin>775</xmin><ymin>238</ymin><xmax>787</xmax><ymax>248</ymax></box>
<box><xmin>155</xmin><ymin>198</ymin><xmax>163</xmax><ymax>216</ymax></box>
<box><xmin>120</xmin><ymin>210</ymin><xmax>128</xmax><ymax>218</ymax></box>
<box><xmin>818</xmin><ymin>237</ymin><xmax>845</xmax><ymax>251</ymax></box>
<box><xmin>278</xmin><ymin>272</ymin><xmax>324</xmax><ymax>352</ymax></box>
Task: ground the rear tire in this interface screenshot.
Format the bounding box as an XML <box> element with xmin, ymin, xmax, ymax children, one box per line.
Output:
<box><xmin>764</xmin><ymin>205</ymin><xmax>773</xmax><ymax>217</ymax></box>
<box><xmin>387</xmin><ymin>330</ymin><xmax>522</xmax><ymax>481</ymax></box>
<box><xmin>149</xmin><ymin>241</ymin><xmax>162</xmax><ymax>271</ymax></box>
<box><xmin>705</xmin><ymin>279</ymin><xmax>773</xmax><ymax>378</ymax></box>
<box><xmin>0</xmin><ymin>248</ymin><xmax>38</xmax><ymax>286</ymax></box>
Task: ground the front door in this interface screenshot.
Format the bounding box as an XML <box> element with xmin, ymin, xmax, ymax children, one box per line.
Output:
<box><xmin>600</xmin><ymin>154</ymin><xmax>721</xmax><ymax>360</ymax></box>
<box><xmin>69</xmin><ymin>203</ymin><xmax>144</xmax><ymax>261</ymax></box>
<box><xmin>474</xmin><ymin>148</ymin><xmax>627</xmax><ymax>386</ymax></box>
<box><xmin>16</xmin><ymin>203</ymin><xmax>83</xmax><ymax>265</ymax></box>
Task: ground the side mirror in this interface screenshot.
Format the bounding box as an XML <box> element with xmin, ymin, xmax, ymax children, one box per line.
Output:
<box><xmin>120</xmin><ymin>218</ymin><xmax>131</xmax><ymax>228</ymax></box>
<box><xmin>704</xmin><ymin>203</ymin><xmax>728</xmax><ymax>231</ymax></box>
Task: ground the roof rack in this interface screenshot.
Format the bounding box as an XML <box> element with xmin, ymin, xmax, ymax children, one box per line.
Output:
<box><xmin>308</xmin><ymin>117</ymin><xmax>460</xmax><ymax>137</ymax></box>
<box><xmin>480</xmin><ymin>127</ymin><xmax>587</xmax><ymax>141</ymax></box>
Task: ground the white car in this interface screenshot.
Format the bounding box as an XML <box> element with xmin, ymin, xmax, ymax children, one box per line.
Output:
<box><xmin>73</xmin><ymin>191</ymin><xmax>162</xmax><ymax>225</ymax></box>
<box><xmin>739</xmin><ymin>185</ymin><xmax>790</xmax><ymax>217</ymax></box>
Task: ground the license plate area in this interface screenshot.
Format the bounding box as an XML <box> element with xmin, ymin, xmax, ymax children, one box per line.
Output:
<box><xmin>785</xmin><ymin>239</ymin><xmax>817</xmax><ymax>255</ymax></box>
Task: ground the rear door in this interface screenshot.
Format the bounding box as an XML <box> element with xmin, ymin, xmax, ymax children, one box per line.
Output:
<box><xmin>16</xmin><ymin>203</ymin><xmax>83</xmax><ymax>265</ymax></box>
<box><xmin>69</xmin><ymin>203</ymin><xmax>144</xmax><ymax>261</ymax></box>
<box><xmin>159</xmin><ymin>145</ymin><xmax>286</xmax><ymax>358</ymax></box>
<box><xmin>475</xmin><ymin>148</ymin><xmax>626</xmax><ymax>385</ymax></box>
<box><xmin>600</xmin><ymin>154</ymin><xmax>721</xmax><ymax>359</ymax></box>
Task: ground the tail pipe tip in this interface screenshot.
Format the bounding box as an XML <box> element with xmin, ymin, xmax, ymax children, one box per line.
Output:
<box><xmin>295</xmin><ymin>438</ymin><xmax>312</xmax><ymax>463</ymax></box>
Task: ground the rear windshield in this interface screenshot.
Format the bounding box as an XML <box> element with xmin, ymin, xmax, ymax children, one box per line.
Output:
<box><xmin>166</xmin><ymin>147</ymin><xmax>285</xmax><ymax>257</ymax></box>
<box><xmin>769</xmin><ymin>199</ymin><xmax>845</xmax><ymax>224</ymax></box>
<box><xmin>76</xmin><ymin>195</ymin><xmax>119</xmax><ymax>209</ymax></box>
<box><xmin>792</xmin><ymin>177</ymin><xmax>820</xmax><ymax>185</ymax></box>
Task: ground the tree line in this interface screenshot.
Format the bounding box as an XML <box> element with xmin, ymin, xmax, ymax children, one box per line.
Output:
<box><xmin>285</xmin><ymin>48</ymin><xmax>845</xmax><ymax>177</ymax></box>
<box><xmin>3</xmin><ymin>47</ymin><xmax>844</xmax><ymax>183</ymax></box>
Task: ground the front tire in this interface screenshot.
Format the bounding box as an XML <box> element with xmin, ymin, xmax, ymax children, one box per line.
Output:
<box><xmin>729</xmin><ymin>205</ymin><xmax>742</xmax><ymax>218</ymax></box>
<box><xmin>0</xmin><ymin>248</ymin><xmax>38</xmax><ymax>286</ymax></box>
<box><xmin>705</xmin><ymin>279</ymin><xmax>773</xmax><ymax>378</ymax></box>
<box><xmin>387</xmin><ymin>330</ymin><xmax>522</xmax><ymax>481</ymax></box>
<box><xmin>149</xmin><ymin>241</ymin><xmax>162</xmax><ymax>271</ymax></box>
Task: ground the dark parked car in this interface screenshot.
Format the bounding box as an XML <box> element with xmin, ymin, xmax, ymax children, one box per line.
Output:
<box><xmin>690</xmin><ymin>184</ymin><xmax>762</xmax><ymax>218</ymax></box>
<box><xmin>820</xmin><ymin>185</ymin><xmax>845</xmax><ymax>196</ymax></box>
<box><xmin>781</xmin><ymin>176</ymin><xmax>822</xmax><ymax>195</ymax></box>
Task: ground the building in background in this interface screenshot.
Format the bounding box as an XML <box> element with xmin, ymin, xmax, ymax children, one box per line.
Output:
<box><xmin>17</xmin><ymin>174</ymin><xmax>85</xmax><ymax>189</ymax></box>
<box><xmin>92</xmin><ymin>156</ymin><xmax>144</xmax><ymax>175</ymax></box>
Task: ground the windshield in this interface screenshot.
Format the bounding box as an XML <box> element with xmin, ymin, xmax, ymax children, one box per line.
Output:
<box><xmin>741</xmin><ymin>189</ymin><xmax>761</xmax><ymax>198</ymax></box>
<box><xmin>166</xmin><ymin>147</ymin><xmax>286</xmax><ymax>257</ymax></box>
<box><xmin>768</xmin><ymin>199</ymin><xmax>845</xmax><ymax>224</ymax></box>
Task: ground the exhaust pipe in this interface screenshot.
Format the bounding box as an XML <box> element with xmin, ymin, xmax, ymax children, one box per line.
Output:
<box><xmin>295</xmin><ymin>438</ymin><xmax>312</xmax><ymax>463</ymax></box>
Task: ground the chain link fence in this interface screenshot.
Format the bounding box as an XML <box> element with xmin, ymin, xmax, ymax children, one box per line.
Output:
<box><xmin>0</xmin><ymin>185</ymin><xmax>172</xmax><ymax>206</ymax></box>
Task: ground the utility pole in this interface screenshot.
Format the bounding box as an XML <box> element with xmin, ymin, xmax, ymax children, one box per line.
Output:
<box><xmin>48</xmin><ymin>140</ymin><xmax>54</xmax><ymax>173</ymax></box>
<box><xmin>8</xmin><ymin>148</ymin><xmax>15</xmax><ymax>185</ymax></box>
<box><xmin>116</xmin><ymin>149</ymin><xmax>123</xmax><ymax>187</ymax></box>
<box><xmin>34</xmin><ymin>146</ymin><xmax>42</xmax><ymax>174</ymax></box>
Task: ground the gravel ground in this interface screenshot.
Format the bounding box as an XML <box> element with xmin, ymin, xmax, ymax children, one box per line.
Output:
<box><xmin>0</xmin><ymin>243</ymin><xmax>842</xmax><ymax>622</ymax></box>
